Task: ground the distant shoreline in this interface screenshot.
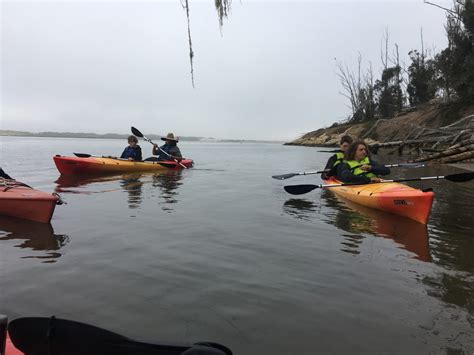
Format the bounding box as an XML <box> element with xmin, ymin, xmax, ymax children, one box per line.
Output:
<box><xmin>0</xmin><ymin>130</ymin><xmax>283</xmax><ymax>144</ymax></box>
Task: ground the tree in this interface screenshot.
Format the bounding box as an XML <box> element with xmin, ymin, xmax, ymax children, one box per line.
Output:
<box><xmin>336</xmin><ymin>55</ymin><xmax>377</xmax><ymax>123</ymax></box>
<box><xmin>374</xmin><ymin>65</ymin><xmax>404</xmax><ymax>118</ymax></box>
<box><xmin>407</xmin><ymin>49</ymin><xmax>437</xmax><ymax>106</ymax></box>
<box><xmin>374</xmin><ymin>33</ymin><xmax>404</xmax><ymax>118</ymax></box>
<box><xmin>429</xmin><ymin>0</ymin><xmax>474</xmax><ymax>103</ymax></box>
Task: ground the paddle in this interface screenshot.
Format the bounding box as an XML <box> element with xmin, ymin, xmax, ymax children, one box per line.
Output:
<box><xmin>8</xmin><ymin>316</ymin><xmax>232</xmax><ymax>355</ymax></box>
<box><xmin>73</xmin><ymin>153</ymin><xmax>129</xmax><ymax>161</ymax></box>
<box><xmin>131</xmin><ymin>127</ymin><xmax>188</xmax><ymax>169</ymax></box>
<box><xmin>284</xmin><ymin>172</ymin><xmax>474</xmax><ymax>195</ymax></box>
<box><xmin>272</xmin><ymin>163</ymin><xmax>426</xmax><ymax>180</ymax></box>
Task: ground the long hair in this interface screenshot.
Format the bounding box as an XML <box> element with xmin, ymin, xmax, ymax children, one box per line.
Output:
<box><xmin>345</xmin><ymin>140</ymin><xmax>370</xmax><ymax>161</ymax></box>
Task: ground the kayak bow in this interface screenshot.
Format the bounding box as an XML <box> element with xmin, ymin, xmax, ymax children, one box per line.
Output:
<box><xmin>0</xmin><ymin>179</ymin><xmax>59</xmax><ymax>223</ymax></box>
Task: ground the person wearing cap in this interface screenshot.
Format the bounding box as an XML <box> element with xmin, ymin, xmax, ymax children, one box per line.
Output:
<box><xmin>120</xmin><ymin>135</ymin><xmax>143</xmax><ymax>161</ymax></box>
<box><xmin>152</xmin><ymin>133</ymin><xmax>183</xmax><ymax>161</ymax></box>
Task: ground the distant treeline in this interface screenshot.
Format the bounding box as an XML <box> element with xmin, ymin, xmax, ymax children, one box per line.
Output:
<box><xmin>0</xmin><ymin>130</ymin><xmax>280</xmax><ymax>144</ymax></box>
<box><xmin>0</xmin><ymin>130</ymin><xmax>202</xmax><ymax>141</ymax></box>
<box><xmin>337</xmin><ymin>1</ymin><xmax>474</xmax><ymax>124</ymax></box>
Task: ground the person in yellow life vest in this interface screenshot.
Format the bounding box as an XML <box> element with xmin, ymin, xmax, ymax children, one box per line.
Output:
<box><xmin>337</xmin><ymin>140</ymin><xmax>390</xmax><ymax>183</ymax></box>
<box><xmin>321</xmin><ymin>135</ymin><xmax>353</xmax><ymax>180</ymax></box>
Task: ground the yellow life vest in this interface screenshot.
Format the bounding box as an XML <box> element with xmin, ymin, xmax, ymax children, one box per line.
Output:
<box><xmin>345</xmin><ymin>157</ymin><xmax>376</xmax><ymax>178</ymax></box>
<box><xmin>333</xmin><ymin>152</ymin><xmax>345</xmax><ymax>167</ymax></box>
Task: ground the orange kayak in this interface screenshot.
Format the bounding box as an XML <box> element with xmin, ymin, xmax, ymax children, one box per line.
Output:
<box><xmin>0</xmin><ymin>179</ymin><xmax>59</xmax><ymax>223</ymax></box>
<box><xmin>324</xmin><ymin>178</ymin><xmax>434</xmax><ymax>224</ymax></box>
<box><xmin>53</xmin><ymin>155</ymin><xmax>194</xmax><ymax>175</ymax></box>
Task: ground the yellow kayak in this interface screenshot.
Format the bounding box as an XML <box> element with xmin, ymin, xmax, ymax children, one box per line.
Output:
<box><xmin>53</xmin><ymin>155</ymin><xmax>194</xmax><ymax>175</ymax></box>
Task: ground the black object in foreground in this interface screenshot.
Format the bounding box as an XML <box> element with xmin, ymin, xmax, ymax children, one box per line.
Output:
<box><xmin>284</xmin><ymin>172</ymin><xmax>474</xmax><ymax>195</ymax></box>
<box><xmin>8</xmin><ymin>316</ymin><xmax>232</xmax><ymax>355</ymax></box>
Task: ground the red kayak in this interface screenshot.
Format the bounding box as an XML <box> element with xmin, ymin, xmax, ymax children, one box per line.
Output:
<box><xmin>5</xmin><ymin>334</ymin><xmax>23</xmax><ymax>355</ymax></box>
<box><xmin>54</xmin><ymin>155</ymin><xmax>194</xmax><ymax>175</ymax></box>
<box><xmin>0</xmin><ymin>179</ymin><xmax>60</xmax><ymax>223</ymax></box>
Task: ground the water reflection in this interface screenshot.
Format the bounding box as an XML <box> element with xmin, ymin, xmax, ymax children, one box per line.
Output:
<box><xmin>56</xmin><ymin>171</ymin><xmax>186</xmax><ymax>212</ymax></box>
<box><xmin>283</xmin><ymin>199</ymin><xmax>320</xmax><ymax>221</ymax></box>
<box><xmin>152</xmin><ymin>171</ymin><xmax>183</xmax><ymax>212</ymax></box>
<box><xmin>55</xmin><ymin>173</ymin><xmax>144</xmax><ymax>208</ymax></box>
<box><xmin>284</xmin><ymin>190</ymin><xmax>431</xmax><ymax>262</ymax></box>
<box><xmin>120</xmin><ymin>175</ymin><xmax>143</xmax><ymax>209</ymax></box>
<box><xmin>0</xmin><ymin>216</ymin><xmax>69</xmax><ymax>263</ymax></box>
<box><xmin>321</xmin><ymin>190</ymin><xmax>431</xmax><ymax>262</ymax></box>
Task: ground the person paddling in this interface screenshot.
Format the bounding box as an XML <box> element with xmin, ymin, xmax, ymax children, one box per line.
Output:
<box><xmin>337</xmin><ymin>140</ymin><xmax>390</xmax><ymax>183</ymax></box>
<box><xmin>321</xmin><ymin>135</ymin><xmax>353</xmax><ymax>180</ymax></box>
<box><xmin>151</xmin><ymin>133</ymin><xmax>182</xmax><ymax>162</ymax></box>
<box><xmin>120</xmin><ymin>135</ymin><xmax>142</xmax><ymax>161</ymax></box>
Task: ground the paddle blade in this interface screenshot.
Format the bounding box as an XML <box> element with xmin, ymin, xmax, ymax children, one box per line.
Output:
<box><xmin>9</xmin><ymin>317</ymin><xmax>232</xmax><ymax>355</ymax></box>
<box><xmin>284</xmin><ymin>184</ymin><xmax>319</xmax><ymax>195</ymax></box>
<box><xmin>131</xmin><ymin>126</ymin><xmax>144</xmax><ymax>138</ymax></box>
<box><xmin>444</xmin><ymin>172</ymin><xmax>474</xmax><ymax>182</ymax></box>
<box><xmin>272</xmin><ymin>173</ymin><xmax>298</xmax><ymax>180</ymax></box>
<box><xmin>8</xmin><ymin>317</ymin><xmax>131</xmax><ymax>355</ymax></box>
<box><xmin>73</xmin><ymin>153</ymin><xmax>92</xmax><ymax>158</ymax></box>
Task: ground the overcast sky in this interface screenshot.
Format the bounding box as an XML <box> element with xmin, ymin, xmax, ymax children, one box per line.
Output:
<box><xmin>1</xmin><ymin>0</ymin><xmax>450</xmax><ymax>140</ymax></box>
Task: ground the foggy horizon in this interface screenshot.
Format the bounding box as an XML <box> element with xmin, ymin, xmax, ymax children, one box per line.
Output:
<box><xmin>1</xmin><ymin>1</ymin><xmax>450</xmax><ymax>141</ymax></box>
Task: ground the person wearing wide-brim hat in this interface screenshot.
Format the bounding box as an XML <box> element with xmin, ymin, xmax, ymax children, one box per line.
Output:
<box><xmin>152</xmin><ymin>133</ymin><xmax>183</xmax><ymax>161</ymax></box>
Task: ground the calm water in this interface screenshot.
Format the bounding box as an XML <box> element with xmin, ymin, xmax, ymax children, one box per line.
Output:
<box><xmin>1</xmin><ymin>136</ymin><xmax>474</xmax><ymax>354</ymax></box>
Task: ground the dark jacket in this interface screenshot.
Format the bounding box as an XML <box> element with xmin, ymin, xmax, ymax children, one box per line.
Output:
<box><xmin>337</xmin><ymin>159</ymin><xmax>390</xmax><ymax>184</ymax></box>
<box><xmin>155</xmin><ymin>143</ymin><xmax>182</xmax><ymax>161</ymax></box>
<box><xmin>120</xmin><ymin>145</ymin><xmax>142</xmax><ymax>161</ymax></box>
<box><xmin>321</xmin><ymin>152</ymin><xmax>344</xmax><ymax>180</ymax></box>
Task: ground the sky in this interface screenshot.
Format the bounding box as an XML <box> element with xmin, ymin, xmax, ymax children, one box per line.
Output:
<box><xmin>1</xmin><ymin>0</ymin><xmax>450</xmax><ymax>141</ymax></box>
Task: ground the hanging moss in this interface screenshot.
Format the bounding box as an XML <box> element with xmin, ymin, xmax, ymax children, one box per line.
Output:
<box><xmin>181</xmin><ymin>0</ymin><xmax>232</xmax><ymax>86</ymax></box>
<box><xmin>215</xmin><ymin>0</ymin><xmax>232</xmax><ymax>29</ymax></box>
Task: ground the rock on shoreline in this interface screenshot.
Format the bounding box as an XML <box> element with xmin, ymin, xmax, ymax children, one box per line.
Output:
<box><xmin>285</xmin><ymin>103</ymin><xmax>474</xmax><ymax>148</ymax></box>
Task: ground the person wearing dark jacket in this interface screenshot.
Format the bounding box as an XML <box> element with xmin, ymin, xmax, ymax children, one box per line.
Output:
<box><xmin>0</xmin><ymin>167</ymin><xmax>13</xmax><ymax>179</ymax></box>
<box><xmin>337</xmin><ymin>140</ymin><xmax>390</xmax><ymax>184</ymax></box>
<box><xmin>152</xmin><ymin>133</ymin><xmax>182</xmax><ymax>162</ymax></box>
<box><xmin>120</xmin><ymin>135</ymin><xmax>142</xmax><ymax>161</ymax></box>
<box><xmin>321</xmin><ymin>135</ymin><xmax>353</xmax><ymax>180</ymax></box>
